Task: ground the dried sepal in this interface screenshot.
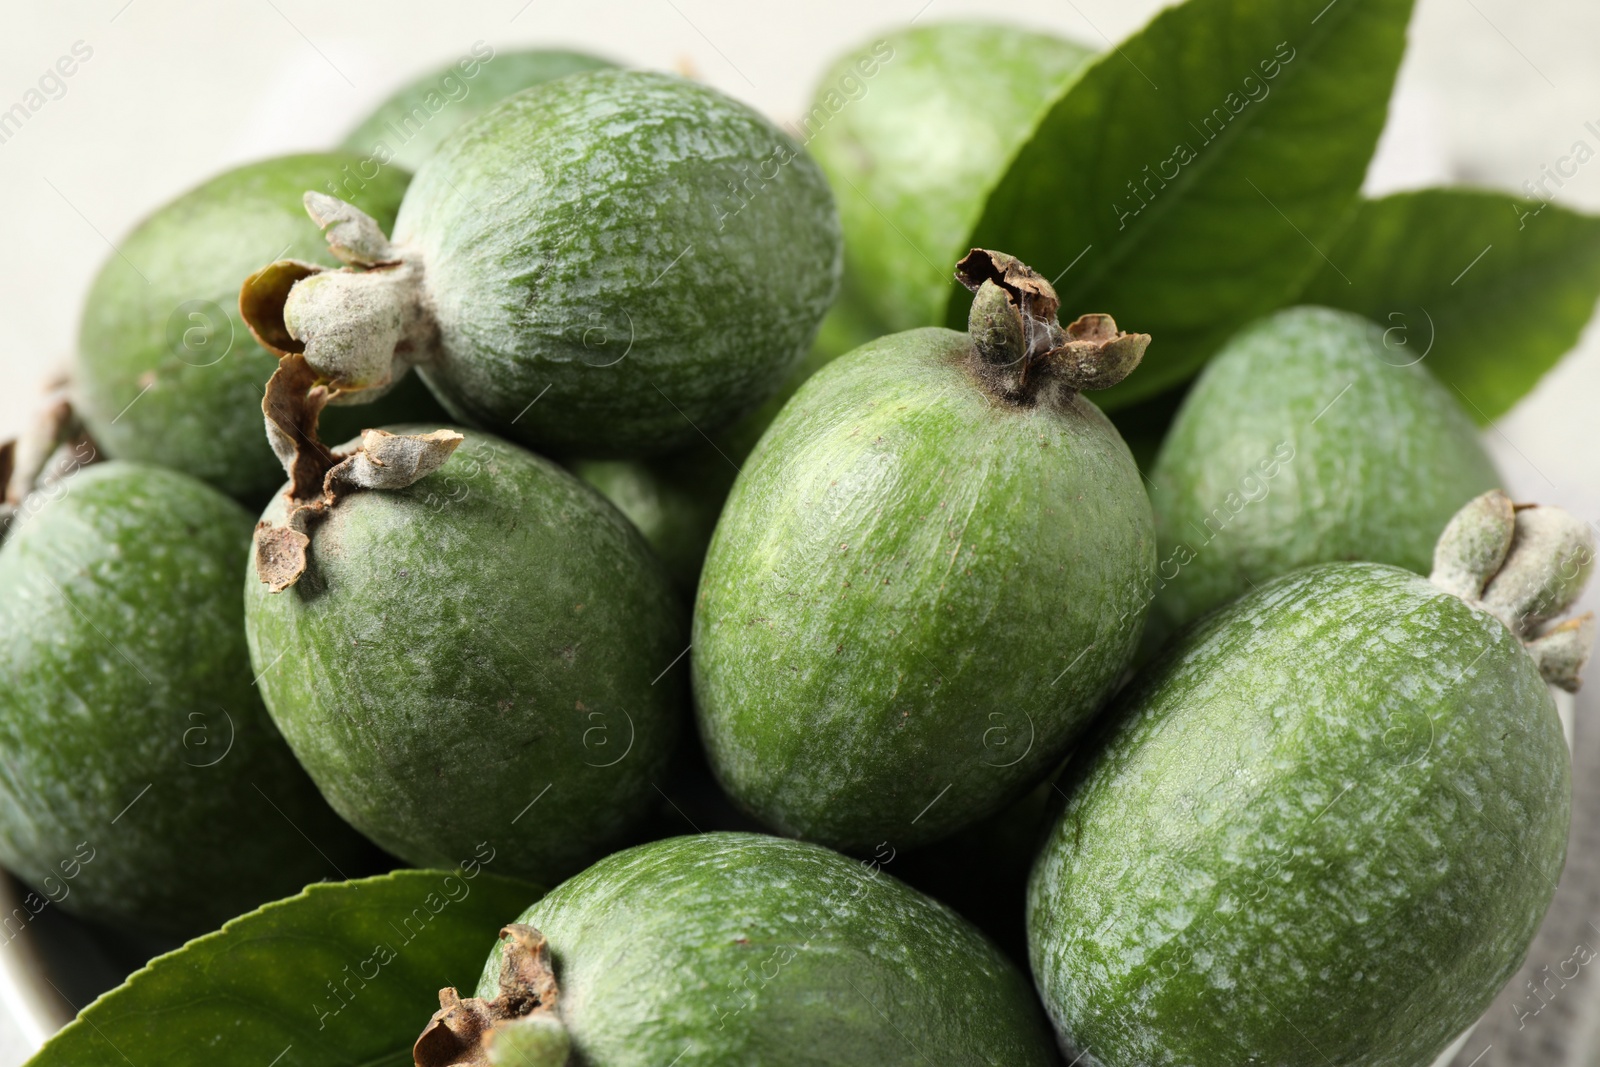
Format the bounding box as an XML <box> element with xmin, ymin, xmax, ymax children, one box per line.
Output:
<box><xmin>238</xmin><ymin>194</ymin><xmax>434</xmax><ymax>401</ymax></box>
<box><xmin>3</xmin><ymin>388</ymin><xmax>96</xmax><ymax>505</ymax></box>
<box><xmin>413</xmin><ymin>924</ymin><xmax>567</xmax><ymax>1067</ymax></box>
<box><xmin>956</xmin><ymin>249</ymin><xmax>1060</xmax><ymax>319</ymax></box>
<box><xmin>261</xmin><ymin>353</ymin><xmax>337</xmax><ymax>503</ymax></box>
<box><xmin>332</xmin><ymin>428</ymin><xmax>463</xmax><ymax>491</ymax></box>
<box><xmin>252</xmin><ymin>520</ymin><xmax>312</xmax><ymax>595</ymax></box>
<box><xmin>304</xmin><ymin>191</ymin><xmax>398</xmax><ymax>267</ymax></box>
<box><xmin>1430</xmin><ymin>489</ymin><xmax>1516</xmax><ymax>601</ymax></box>
<box><xmin>246</xmin><ymin>196</ymin><xmax>461</xmax><ymax>595</ymax></box>
<box><xmin>0</xmin><ymin>382</ymin><xmax>103</xmax><ymax>547</ymax></box>
<box><xmin>1479</xmin><ymin>505</ymin><xmax>1596</xmax><ymax>637</ymax></box>
<box><xmin>1526</xmin><ymin>615</ymin><xmax>1596</xmax><ymax>694</ymax></box>
<box><xmin>1432</xmin><ymin>490</ymin><xmax>1597</xmax><ymax>689</ymax></box>
<box><xmin>252</xmin><ymin>352</ymin><xmax>462</xmax><ymax>592</ymax></box>
<box><xmin>1054</xmin><ymin>313</ymin><xmax>1151</xmax><ymax>392</ymax></box>
<box><xmin>241</xmin><ymin>260</ymin><xmax>325</xmax><ymax>357</ymax></box>
<box><xmin>955</xmin><ymin>248</ymin><xmax>1147</xmax><ymax>401</ymax></box>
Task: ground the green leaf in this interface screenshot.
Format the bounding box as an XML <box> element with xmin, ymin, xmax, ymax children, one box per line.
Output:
<box><xmin>961</xmin><ymin>0</ymin><xmax>1416</xmax><ymax>410</ymax></box>
<box><xmin>27</xmin><ymin>868</ymin><xmax>540</xmax><ymax>1067</ymax></box>
<box><xmin>1299</xmin><ymin>187</ymin><xmax>1600</xmax><ymax>423</ymax></box>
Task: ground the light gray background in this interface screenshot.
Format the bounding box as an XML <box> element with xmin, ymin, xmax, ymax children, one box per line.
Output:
<box><xmin>0</xmin><ymin>0</ymin><xmax>1597</xmax><ymax>1063</ymax></box>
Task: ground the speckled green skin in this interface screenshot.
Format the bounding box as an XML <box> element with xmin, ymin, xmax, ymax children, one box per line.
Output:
<box><xmin>342</xmin><ymin>49</ymin><xmax>614</xmax><ymax>172</ymax></box>
<box><xmin>398</xmin><ymin>70</ymin><xmax>841</xmax><ymax>458</ymax></box>
<box><xmin>693</xmin><ymin>328</ymin><xmax>1155</xmax><ymax>851</ymax></box>
<box><xmin>808</xmin><ymin>23</ymin><xmax>1093</xmax><ymax>333</ymax></box>
<box><xmin>583</xmin><ymin>286</ymin><xmax>896</xmax><ymax>572</ymax></box>
<box><xmin>244</xmin><ymin>428</ymin><xmax>684</xmax><ymax>883</ymax></box>
<box><xmin>571</xmin><ymin>456</ymin><xmax>729</xmax><ymax>593</ymax></box>
<box><xmin>568</xmin><ymin>301</ymin><xmax>880</xmax><ymax>587</ymax></box>
<box><xmin>1149</xmin><ymin>306</ymin><xmax>1499</xmax><ymax>638</ymax></box>
<box><xmin>0</xmin><ymin>464</ymin><xmax>369</xmax><ymax>938</ymax></box>
<box><xmin>76</xmin><ymin>153</ymin><xmax>442</xmax><ymax>504</ymax></box>
<box><xmin>1029</xmin><ymin>564</ymin><xmax>1569</xmax><ymax>1067</ymax></box>
<box><xmin>477</xmin><ymin>833</ymin><xmax>1057</xmax><ymax>1066</ymax></box>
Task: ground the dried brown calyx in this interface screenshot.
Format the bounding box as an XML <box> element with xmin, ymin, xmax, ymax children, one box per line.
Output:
<box><xmin>242</xmin><ymin>193</ymin><xmax>461</xmax><ymax>593</ymax></box>
<box><xmin>1</xmin><ymin>380</ymin><xmax>102</xmax><ymax>547</ymax></box>
<box><xmin>955</xmin><ymin>249</ymin><xmax>1150</xmax><ymax>404</ymax></box>
<box><xmin>414</xmin><ymin>925</ymin><xmax>570</xmax><ymax>1067</ymax></box>
<box><xmin>240</xmin><ymin>192</ymin><xmax>435</xmax><ymax>401</ymax></box>
<box><xmin>1431</xmin><ymin>489</ymin><xmax>1596</xmax><ymax>691</ymax></box>
<box><xmin>251</xmin><ymin>351</ymin><xmax>460</xmax><ymax>593</ymax></box>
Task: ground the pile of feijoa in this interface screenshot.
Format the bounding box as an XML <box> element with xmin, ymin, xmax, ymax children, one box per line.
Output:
<box><xmin>7</xmin><ymin>4</ymin><xmax>1599</xmax><ymax>1066</ymax></box>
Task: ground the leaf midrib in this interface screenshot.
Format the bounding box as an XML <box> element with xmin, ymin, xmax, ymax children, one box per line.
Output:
<box><xmin>966</xmin><ymin>0</ymin><xmax>1377</xmax><ymax>325</ymax></box>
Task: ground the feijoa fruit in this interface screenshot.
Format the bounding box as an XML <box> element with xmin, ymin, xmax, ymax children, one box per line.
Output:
<box><xmin>1148</xmin><ymin>306</ymin><xmax>1499</xmax><ymax>637</ymax></box>
<box><xmin>413</xmin><ymin>833</ymin><xmax>1057</xmax><ymax>1067</ymax></box>
<box><xmin>1028</xmin><ymin>491</ymin><xmax>1594</xmax><ymax>1066</ymax></box>
<box><xmin>693</xmin><ymin>251</ymin><xmax>1155</xmax><ymax>850</ymax></box>
<box><xmin>242</xmin><ymin>70</ymin><xmax>841</xmax><ymax>458</ymax></box>
<box><xmin>75</xmin><ymin>153</ymin><xmax>442</xmax><ymax>503</ymax></box>
<box><xmin>243</xmin><ymin>426</ymin><xmax>685</xmax><ymax>883</ymax></box>
<box><xmin>0</xmin><ymin>462</ymin><xmax>369</xmax><ymax>938</ymax></box>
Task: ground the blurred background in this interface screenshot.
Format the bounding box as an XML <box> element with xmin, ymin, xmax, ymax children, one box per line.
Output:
<box><xmin>0</xmin><ymin>1</ymin><xmax>1597</xmax><ymax>1064</ymax></box>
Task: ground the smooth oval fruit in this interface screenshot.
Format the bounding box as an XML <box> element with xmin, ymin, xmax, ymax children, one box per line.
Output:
<box><xmin>342</xmin><ymin>47</ymin><xmax>614</xmax><ymax>172</ymax></box>
<box><xmin>809</xmin><ymin>22</ymin><xmax>1093</xmax><ymax>333</ymax></box>
<box><xmin>432</xmin><ymin>833</ymin><xmax>1057</xmax><ymax>1066</ymax></box>
<box><xmin>244</xmin><ymin>70</ymin><xmax>841</xmax><ymax>459</ymax></box>
<box><xmin>0</xmin><ymin>462</ymin><xmax>370</xmax><ymax>938</ymax></box>
<box><xmin>1029</xmin><ymin>561</ymin><xmax>1571</xmax><ymax>1067</ymax></box>
<box><xmin>399</xmin><ymin>69</ymin><xmax>841</xmax><ymax>454</ymax></box>
<box><xmin>1148</xmin><ymin>305</ymin><xmax>1499</xmax><ymax>637</ymax></box>
<box><xmin>693</xmin><ymin>252</ymin><xmax>1155</xmax><ymax>851</ymax></box>
<box><xmin>244</xmin><ymin>426</ymin><xmax>684</xmax><ymax>883</ymax></box>
<box><xmin>75</xmin><ymin>153</ymin><xmax>444</xmax><ymax>503</ymax></box>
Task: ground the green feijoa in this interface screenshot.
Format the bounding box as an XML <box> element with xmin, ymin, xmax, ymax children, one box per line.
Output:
<box><xmin>241</xmin><ymin>70</ymin><xmax>841</xmax><ymax>459</ymax></box>
<box><xmin>652</xmin><ymin>25</ymin><xmax>1101</xmax><ymax>555</ymax></box>
<box><xmin>75</xmin><ymin>153</ymin><xmax>443</xmax><ymax>504</ymax></box>
<box><xmin>600</xmin><ymin>297</ymin><xmax>888</xmax><ymax>557</ymax></box>
<box><xmin>342</xmin><ymin>47</ymin><xmax>615</xmax><ymax>172</ymax></box>
<box><xmin>1028</xmin><ymin>491</ymin><xmax>1595</xmax><ymax>1066</ymax></box>
<box><xmin>244</xmin><ymin>426</ymin><xmax>685</xmax><ymax>884</ymax></box>
<box><xmin>693</xmin><ymin>251</ymin><xmax>1155</xmax><ymax>851</ymax></box>
<box><xmin>661</xmin><ymin>23</ymin><xmax>1092</xmax><ymax>481</ymax></box>
<box><xmin>571</xmin><ymin>455</ymin><xmax>730</xmax><ymax>593</ymax></box>
<box><xmin>1148</xmin><ymin>306</ymin><xmax>1499</xmax><ymax>638</ymax></box>
<box><xmin>808</xmin><ymin>23</ymin><xmax>1093</xmax><ymax>334</ymax></box>
<box><xmin>0</xmin><ymin>462</ymin><xmax>370</xmax><ymax>939</ymax></box>
<box><xmin>413</xmin><ymin>833</ymin><xmax>1056</xmax><ymax>1067</ymax></box>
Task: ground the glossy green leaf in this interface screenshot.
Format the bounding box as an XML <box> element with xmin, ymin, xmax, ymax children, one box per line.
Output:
<box><xmin>1299</xmin><ymin>187</ymin><xmax>1600</xmax><ymax>423</ymax></box>
<box><xmin>27</xmin><ymin>868</ymin><xmax>540</xmax><ymax>1067</ymax></box>
<box><xmin>961</xmin><ymin>0</ymin><xmax>1416</xmax><ymax>410</ymax></box>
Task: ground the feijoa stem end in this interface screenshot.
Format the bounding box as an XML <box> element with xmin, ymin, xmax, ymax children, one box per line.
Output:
<box><xmin>955</xmin><ymin>249</ymin><xmax>1149</xmax><ymax>403</ymax></box>
<box><xmin>244</xmin><ymin>194</ymin><xmax>462</xmax><ymax>593</ymax></box>
<box><xmin>251</xmin><ymin>353</ymin><xmax>461</xmax><ymax>593</ymax></box>
<box><xmin>0</xmin><ymin>382</ymin><xmax>102</xmax><ymax>548</ymax></box>
<box><xmin>413</xmin><ymin>924</ymin><xmax>569</xmax><ymax>1067</ymax></box>
<box><xmin>239</xmin><ymin>193</ymin><xmax>435</xmax><ymax>397</ymax></box>
<box><xmin>1431</xmin><ymin>489</ymin><xmax>1597</xmax><ymax>691</ymax></box>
